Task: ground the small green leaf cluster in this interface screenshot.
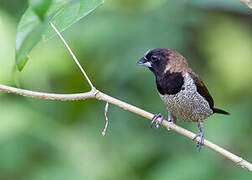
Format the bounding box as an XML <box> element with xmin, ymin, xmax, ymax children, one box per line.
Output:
<box><xmin>16</xmin><ymin>0</ymin><xmax>103</xmax><ymax>71</ymax></box>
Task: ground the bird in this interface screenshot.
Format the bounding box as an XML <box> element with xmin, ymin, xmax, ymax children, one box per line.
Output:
<box><xmin>137</xmin><ymin>48</ymin><xmax>229</xmax><ymax>151</ymax></box>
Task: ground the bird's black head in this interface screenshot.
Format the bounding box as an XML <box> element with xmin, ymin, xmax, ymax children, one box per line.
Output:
<box><xmin>137</xmin><ymin>48</ymin><xmax>189</xmax><ymax>95</ymax></box>
<box><xmin>137</xmin><ymin>48</ymin><xmax>172</xmax><ymax>76</ymax></box>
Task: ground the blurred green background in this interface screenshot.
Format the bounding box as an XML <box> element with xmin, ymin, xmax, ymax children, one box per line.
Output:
<box><xmin>0</xmin><ymin>0</ymin><xmax>252</xmax><ymax>179</ymax></box>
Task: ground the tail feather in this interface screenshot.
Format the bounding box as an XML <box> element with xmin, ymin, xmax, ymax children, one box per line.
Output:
<box><xmin>213</xmin><ymin>108</ymin><xmax>230</xmax><ymax>115</ymax></box>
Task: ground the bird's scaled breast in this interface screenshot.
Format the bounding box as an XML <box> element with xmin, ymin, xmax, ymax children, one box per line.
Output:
<box><xmin>159</xmin><ymin>73</ymin><xmax>213</xmax><ymax>122</ymax></box>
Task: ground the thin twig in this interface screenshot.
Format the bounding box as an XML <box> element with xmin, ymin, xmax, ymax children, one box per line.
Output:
<box><xmin>50</xmin><ymin>22</ymin><xmax>95</xmax><ymax>90</ymax></box>
<box><xmin>102</xmin><ymin>102</ymin><xmax>109</xmax><ymax>136</ymax></box>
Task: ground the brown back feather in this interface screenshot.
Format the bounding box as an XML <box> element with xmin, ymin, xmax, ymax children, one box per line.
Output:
<box><xmin>188</xmin><ymin>71</ymin><xmax>214</xmax><ymax>109</ymax></box>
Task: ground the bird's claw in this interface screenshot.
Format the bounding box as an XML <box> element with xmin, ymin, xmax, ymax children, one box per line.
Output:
<box><xmin>193</xmin><ymin>132</ymin><xmax>204</xmax><ymax>151</ymax></box>
<box><xmin>168</xmin><ymin>116</ymin><xmax>175</xmax><ymax>122</ymax></box>
<box><xmin>151</xmin><ymin>113</ymin><xmax>164</xmax><ymax>128</ymax></box>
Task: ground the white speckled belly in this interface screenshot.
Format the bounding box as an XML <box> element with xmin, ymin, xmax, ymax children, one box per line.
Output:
<box><xmin>159</xmin><ymin>73</ymin><xmax>213</xmax><ymax>122</ymax></box>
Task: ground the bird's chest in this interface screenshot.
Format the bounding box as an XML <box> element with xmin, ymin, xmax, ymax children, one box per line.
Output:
<box><xmin>159</xmin><ymin>73</ymin><xmax>213</xmax><ymax>122</ymax></box>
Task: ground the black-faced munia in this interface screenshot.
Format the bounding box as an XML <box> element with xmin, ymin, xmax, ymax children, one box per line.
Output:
<box><xmin>137</xmin><ymin>48</ymin><xmax>229</xmax><ymax>151</ymax></box>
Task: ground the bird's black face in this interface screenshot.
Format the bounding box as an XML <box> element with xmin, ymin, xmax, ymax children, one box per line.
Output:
<box><xmin>137</xmin><ymin>48</ymin><xmax>169</xmax><ymax>76</ymax></box>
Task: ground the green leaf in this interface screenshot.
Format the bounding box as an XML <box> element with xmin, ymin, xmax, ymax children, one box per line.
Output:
<box><xmin>45</xmin><ymin>0</ymin><xmax>103</xmax><ymax>40</ymax></box>
<box><xmin>29</xmin><ymin>0</ymin><xmax>52</xmax><ymax>20</ymax></box>
<box><xmin>15</xmin><ymin>0</ymin><xmax>103</xmax><ymax>71</ymax></box>
<box><xmin>15</xmin><ymin>8</ymin><xmax>46</xmax><ymax>71</ymax></box>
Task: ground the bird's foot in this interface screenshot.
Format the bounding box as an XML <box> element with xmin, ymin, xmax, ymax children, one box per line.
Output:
<box><xmin>151</xmin><ymin>113</ymin><xmax>164</xmax><ymax>128</ymax></box>
<box><xmin>193</xmin><ymin>131</ymin><xmax>204</xmax><ymax>151</ymax></box>
<box><xmin>168</xmin><ymin>116</ymin><xmax>175</xmax><ymax>123</ymax></box>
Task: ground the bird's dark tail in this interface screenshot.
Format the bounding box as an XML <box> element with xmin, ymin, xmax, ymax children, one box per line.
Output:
<box><xmin>213</xmin><ymin>108</ymin><xmax>230</xmax><ymax>115</ymax></box>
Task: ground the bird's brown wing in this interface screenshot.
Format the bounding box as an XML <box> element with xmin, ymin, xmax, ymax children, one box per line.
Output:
<box><xmin>189</xmin><ymin>72</ymin><xmax>214</xmax><ymax>109</ymax></box>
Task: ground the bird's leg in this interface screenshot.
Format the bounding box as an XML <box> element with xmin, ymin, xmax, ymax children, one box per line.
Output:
<box><xmin>193</xmin><ymin>120</ymin><xmax>204</xmax><ymax>151</ymax></box>
<box><xmin>151</xmin><ymin>113</ymin><xmax>164</xmax><ymax>128</ymax></box>
<box><xmin>168</xmin><ymin>112</ymin><xmax>176</xmax><ymax>123</ymax></box>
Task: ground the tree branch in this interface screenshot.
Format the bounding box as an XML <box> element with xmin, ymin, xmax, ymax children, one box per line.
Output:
<box><xmin>0</xmin><ymin>84</ymin><xmax>96</xmax><ymax>101</ymax></box>
<box><xmin>0</xmin><ymin>84</ymin><xmax>252</xmax><ymax>170</ymax></box>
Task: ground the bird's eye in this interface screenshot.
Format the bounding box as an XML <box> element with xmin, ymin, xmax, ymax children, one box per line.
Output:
<box><xmin>151</xmin><ymin>55</ymin><xmax>159</xmax><ymax>62</ymax></box>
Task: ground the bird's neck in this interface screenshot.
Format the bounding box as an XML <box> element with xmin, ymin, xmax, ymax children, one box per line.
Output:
<box><xmin>155</xmin><ymin>71</ymin><xmax>184</xmax><ymax>95</ymax></box>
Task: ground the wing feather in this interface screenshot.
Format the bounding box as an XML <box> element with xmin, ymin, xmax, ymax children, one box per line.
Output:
<box><xmin>189</xmin><ymin>72</ymin><xmax>214</xmax><ymax>110</ymax></box>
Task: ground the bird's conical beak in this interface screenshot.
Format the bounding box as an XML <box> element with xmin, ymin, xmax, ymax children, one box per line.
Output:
<box><xmin>137</xmin><ymin>57</ymin><xmax>152</xmax><ymax>67</ymax></box>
